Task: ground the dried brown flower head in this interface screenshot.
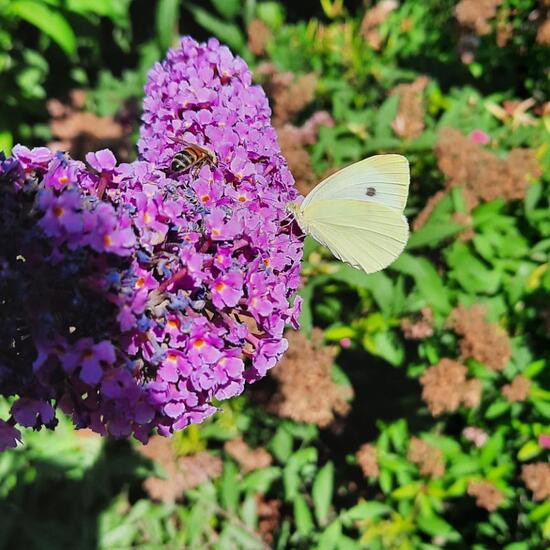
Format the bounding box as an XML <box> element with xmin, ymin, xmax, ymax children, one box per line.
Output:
<box><xmin>450</xmin><ymin>304</ymin><xmax>512</xmax><ymax>371</ymax></box>
<box><xmin>247</xmin><ymin>19</ymin><xmax>272</xmax><ymax>56</ymax></box>
<box><xmin>276</xmin><ymin>111</ymin><xmax>334</xmax><ymax>196</ymax></box>
<box><xmin>502</xmin><ymin>375</ymin><xmax>531</xmax><ymax>402</ymax></box>
<box><xmin>467</xmin><ymin>479</ymin><xmax>504</xmax><ymax>511</ymax></box>
<box><xmin>276</xmin><ymin>126</ymin><xmax>317</xmax><ymax>196</ymax></box>
<box><xmin>138</xmin><ymin>436</ymin><xmax>222</xmax><ymax>503</ymax></box>
<box><xmin>521</xmin><ymin>463</ymin><xmax>550</xmax><ymax>501</ymax></box>
<box><xmin>257</xmin><ymin>64</ymin><xmax>317</xmax><ymax>126</ymax></box>
<box><xmin>401</xmin><ymin>307</ymin><xmax>434</xmax><ymax>340</ymax></box>
<box><xmin>47</xmin><ymin>89</ymin><xmax>131</xmax><ymax>162</ymax></box>
<box><xmin>537</xmin><ymin>18</ymin><xmax>550</xmax><ymax>45</ymax></box>
<box><xmin>356</xmin><ymin>443</ymin><xmax>379</xmax><ymax>478</ymax></box>
<box><xmin>224</xmin><ymin>437</ymin><xmax>273</xmax><ymax>474</ymax></box>
<box><xmin>408</xmin><ymin>437</ymin><xmax>445</xmax><ymax>477</ymax></box>
<box><xmin>436</xmin><ymin>128</ymin><xmax>541</xmax><ymax>203</ymax></box>
<box><xmin>360</xmin><ymin>0</ymin><xmax>398</xmax><ymax>49</ymax></box>
<box><xmin>455</xmin><ymin>0</ymin><xmax>503</xmax><ymax>35</ymax></box>
<box><xmin>420</xmin><ymin>358</ymin><xmax>482</xmax><ymax>416</ymax></box>
<box><xmin>390</xmin><ymin>76</ymin><xmax>429</xmax><ymax>140</ymax></box>
<box><xmin>256</xmin><ymin>494</ymin><xmax>282</xmax><ymax>544</ymax></box>
<box><xmin>268</xmin><ymin>329</ymin><xmax>353</xmax><ymax>427</ymax></box>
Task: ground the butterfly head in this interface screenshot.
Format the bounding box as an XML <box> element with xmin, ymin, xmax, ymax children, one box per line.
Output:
<box><xmin>285</xmin><ymin>201</ymin><xmax>301</xmax><ymax>217</ymax></box>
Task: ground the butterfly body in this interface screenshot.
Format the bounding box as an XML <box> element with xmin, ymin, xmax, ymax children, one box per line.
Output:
<box><xmin>288</xmin><ymin>155</ymin><xmax>410</xmax><ymax>274</ymax></box>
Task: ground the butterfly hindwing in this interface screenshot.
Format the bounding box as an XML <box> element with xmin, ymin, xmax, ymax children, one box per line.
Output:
<box><xmin>302</xmin><ymin>199</ymin><xmax>409</xmax><ymax>274</ymax></box>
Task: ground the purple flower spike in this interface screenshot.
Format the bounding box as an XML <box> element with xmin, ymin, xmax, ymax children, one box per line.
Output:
<box><xmin>0</xmin><ymin>36</ymin><xmax>302</xmax><ymax>449</ymax></box>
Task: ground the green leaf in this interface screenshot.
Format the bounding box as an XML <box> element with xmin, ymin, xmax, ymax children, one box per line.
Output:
<box><xmin>241</xmin><ymin>493</ymin><xmax>258</xmax><ymax>529</ymax></box>
<box><xmin>332</xmin><ymin>267</ymin><xmax>395</xmax><ymax>314</ymax></box>
<box><xmin>517</xmin><ymin>440</ymin><xmax>541</xmax><ymax>461</ymax></box>
<box><xmin>341</xmin><ymin>501</ymin><xmax>390</xmax><ymax>524</ymax></box>
<box><xmin>220</xmin><ymin>461</ymin><xmax>240</xmax><ymax>512</ymax></box>
<box><xmin>303</xmin><ymin>235</ymin><xmax>320</xmax><ymax>258</ymax></box>
<box><xmin>485</xmin><ymin>400</ymin><xmax>510</xmax><ymax>419</ymax></box>
<box><xmin>533</xmin><ymin>399</ymin><xmax>550</xmax><ymax>419</ymax></box>
<box><xmin>317</xmin><ymin>520</ymin><xmax>342</xmax><ymax>550</ymax></box>
<box><xmin>379</xmin><ymin>469</ymin><xmax>393</xmax><ymax>494</ymax></box>
<box><xmin>312</xmin><ymin>462</ymin><xmax>334</xmax><ymax>526</ymax></box>
<box><xmin>529</xmin><ymin>500</ymin><xmax>550</xmax><ymax>522</ymax></box>
<box><xmin>0</xmin><ymin>130</ymin><xmax>13</xmax><ymax>155</ymax></box>
<box><xmin>523</xmin><ymin>359</ymin><xmax>546</xmax><ymax>379</ymax></box>
<box><xmin>417</xmin><ymin>513</ymin><xmax>460</xmax><ymax>541</ymax></box>
<box><xmin>479</xmin><ymin>432</ymin><xmax>504</xmax><ymax>467</ymax></box>
<box><xmin>269</xmin><ymin>427</ymin><xmax>293</xmax><ymax>463</ymax></box>
<box><xmin>257</xmin><ymin>2</ymin><xmax>285</xmax><ymax>29</ymax></box>
<box><xmin>408</xmin><ymin>221</ymin><xmax>464</xmax><ymax>250</ymax></box>
<box><xmin>283</xmin><ymin>447</ymin><xmax>317</xmax><ymax>501</ymax></box>
<box><xmin>374</xmin><ymin>94</ymin><xmax>399</xmax><ymax>140</ymax></box>
<box><xmin>421</xmin><ymin>434</ymin><xmax>462</xmax><ymax>457</ymax></box>
<box><xmin>371</xmin><ymin>331</ymin><xmax>404</xmax><ymax>366</ymax></box>
<box><xmin>446</xmin><ymin>242</ymin><xmax>501</xmax><ymax>295</ymax></box>
<box><xmin>298</xmin><ymin>281</ymin><xmax>315</xmax><ymax>337</ymax></box>
<box><xmin>388</xmin><ymin>419</ymin><xmax>408</xmax><ymax>452</ymax></box>
<box><xmin>211</xmin><ymin>0</ymin><xmax>241</xmax><ymax>19</ymax></box>
<box><xmin>293</xmin><ymin>494</ymin><xmax>314</xmax><ymax>536</ymax></box>
<box><xmin>504</xmin><ymin>543</ymin><xmax>530</xmax><ymax>550</ymax></box>
<box><xmin>66</xmin><ymin>0</ymin><xmax>122</xmax><ymax>18</ymax></box>
<box><xmin>324</xmin><ymin>325</ymin><xmax>356</xmax><ymax>341</ymax></box>
<box><xmin>156</xmin><ymin>0</ymin><xmax>179</xmax><ymax>51</ymax></box>
<box><xmin>188</xmin><ymin>4</ymin><xmax>245</xmax><ymax>52</ymax></box>
<box><xmin>8</xmin><ymin>1</ymin><xmax>77</xmax><ymax>55</ymax></box>
<box><xmin>391</xmin><ymin>253</ymin><xmax>451</xmax><ymax>314</ymax></box>
<box><xmin>240</xmin><ymin>467</ymin><xmax>281</xmax><ymax>493</ymax></box>
<box><xmin>392</xmin><ymin>481</ymin><xmax>422</xmax><ymax>499</ymax></box>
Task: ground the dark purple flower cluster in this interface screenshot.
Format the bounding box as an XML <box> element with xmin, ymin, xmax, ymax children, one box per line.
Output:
<box><xmin>0</xmin><ymin>36</ymin><xmax>302</xmax><ymax>451</ymax></box>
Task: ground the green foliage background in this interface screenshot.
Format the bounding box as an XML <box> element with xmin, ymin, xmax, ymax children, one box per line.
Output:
<box><xmin>0</xmin><ymin>1</ymin><xmax>549</xmax><ymax>549</ymax></box>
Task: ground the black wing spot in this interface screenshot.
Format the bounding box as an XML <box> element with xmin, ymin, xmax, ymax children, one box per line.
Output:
<box><xmin>366</xmin><ymin>187</ymin><xmax>376</xmax><ymax>196</ymax></box>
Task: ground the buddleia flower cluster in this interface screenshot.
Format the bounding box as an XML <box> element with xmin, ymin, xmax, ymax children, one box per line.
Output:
<box><xmin>0</xmin><ymin>36</ymin><xmax>303</xmax><ymax>451</ymax></box>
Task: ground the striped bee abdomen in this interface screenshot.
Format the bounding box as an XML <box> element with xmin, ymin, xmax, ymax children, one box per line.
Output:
<box><xmin>170</xmin><ymin>143</ymin><xmax>217</xmax><ymax>174</ymax></box>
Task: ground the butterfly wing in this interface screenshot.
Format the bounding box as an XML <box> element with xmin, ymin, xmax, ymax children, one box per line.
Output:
<box><xmin>301</xmin><ymin>199</ymin><xmax>409</xmax><ymax>273</ymax></box>
<box><xmin>301</xmin><ymin>155</ymin><xmax>409</xmax><ymax>212</ymax></box>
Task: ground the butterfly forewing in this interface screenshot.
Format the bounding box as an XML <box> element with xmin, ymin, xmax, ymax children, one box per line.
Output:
<box><xmin>301</xmin><ymin>155</ymin><xmax>409</xmax><ymax>212</ymax></box>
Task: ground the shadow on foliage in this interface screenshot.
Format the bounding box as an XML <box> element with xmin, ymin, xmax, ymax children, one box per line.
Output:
<box><xmin>0</xmin><ymin>439</ymin><xmax>150</xmax><ymax>550</ymax></box>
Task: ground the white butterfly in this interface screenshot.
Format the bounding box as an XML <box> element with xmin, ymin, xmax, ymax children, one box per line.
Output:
<box><xmin>287</xmin><ymin>155</ymin><xmax>410</xmax><ymax>274</ymax></box>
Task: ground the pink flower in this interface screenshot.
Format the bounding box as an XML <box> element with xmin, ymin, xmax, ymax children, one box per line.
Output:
<box><xmin>469</xmin><ymin>129</ymin><xmax>490</xmax><ymax>145</ymax></box>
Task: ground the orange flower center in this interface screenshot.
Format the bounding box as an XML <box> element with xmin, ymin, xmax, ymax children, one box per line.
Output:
<box><xmin>135</xmin><ymin>277</ymin><xmax>145</xmax><ymax>289</ymax></box>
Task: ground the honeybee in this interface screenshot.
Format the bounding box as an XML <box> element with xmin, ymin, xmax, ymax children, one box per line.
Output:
<box><xmin>169</xmin><ymin>137</ymin><xmax>217</xmax><ymax>174</ymax></box>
